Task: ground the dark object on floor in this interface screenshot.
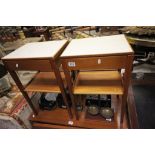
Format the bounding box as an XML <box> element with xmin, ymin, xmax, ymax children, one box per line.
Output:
<box><xmin>57</xmin><ymin>94</ymin><xmax>72</xmax><ymax>109</ymax></box>
<box><xmin>86</xmin><ymin>95</ymin><xmax>111</xmax><ymax>107</ymax></box>
<box><xmin>133</xmin><ymin>85</ymin><xmax>155</xmax><ymax>129</ymax></box>
<box><xmin>0</xmin><ymin>64</ymin><xmax>11</xmax><ymax>95</ymax></box>
<box><xmin>0</xmin><ymin>64</ymin><xmax>7</xmax><ymax>78</ymax></box>
<box><xmin>76</xmin><ymin>104</ymin><xmax>83</xmax><ymax>111</ymax></box>
<box><xmin>39</xmin><ymin>93</ymin><xmax>57</xmax><ymax>110</ymax></box>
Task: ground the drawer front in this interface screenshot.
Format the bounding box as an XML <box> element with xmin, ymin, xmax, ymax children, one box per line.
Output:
<box><xmin>63</xmin><ymin>56</ymin><xmax>127</xmax><ymax>70</ymax></box>
<box><xmin>4</xmin><ymin>59</ymin><xmax>52</xmax><ymax>71</ymax></box>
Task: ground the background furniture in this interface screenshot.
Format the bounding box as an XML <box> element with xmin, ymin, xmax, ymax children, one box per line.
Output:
<box><xmin>1</xmin><ymin>37</ymin><xmax>43</xmax><ymax>55</ymax></box>
<box><xmin>0</xmin><ymin>91</ymin><xmax>40</xmax><ymax>129</ymax></box>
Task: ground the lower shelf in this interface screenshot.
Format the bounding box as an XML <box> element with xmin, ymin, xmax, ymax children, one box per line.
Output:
<box><xmin>32</xmin><ymin>123</ymin><xmax>78</xmax><ymax>129</ymax></box>
<box><xmin>30</xmin><ymin>109</ymin><xmax>118</xmax><ymax>129</ymax></box>
<box><xmin>30</xmin><ymin>96</ymin><xmax>128</xmax><ymax>128</ymax></box>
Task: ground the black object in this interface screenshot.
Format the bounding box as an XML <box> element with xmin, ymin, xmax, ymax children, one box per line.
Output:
<box><xmin>86</xmin><ymin>95</ymin><xmax>112</xmax><ymax>116</ymax></box>
<box><xmin>105</xmin><ymin>95</ymin><xmax>111</xmax><ymax>107</ymax></box>
<box><xmin>86</xmin><ymin>95</ymin><xmax>111</xmax><ymax>107</ymax></box>
<box><xmin>133</xmin><ymin>84</ymin><xmax>155</xmax><ymax>129</ymax></box>
<box><xmin>39</xmin><ymin>93</ymin><xmax>57</xmax><ymax>110</ymax></box>
<box><xmin>0</xmin><ymin>64</ymin><xmax>7</xmax><ymax>78</ymax></box>
<box><xmin>76</xmin><ymin>104</ymin><xmax>83</xmax><ymax>111</ymax></box>
<box><xmin>57</xmin><ymin>94</ymin><xmax>72</xmax><ymax>109</ymax></box>
<box><xmin>95</xmin><ymin>26</ymin><xmax>100</xmax><ymax>32</ymax></box>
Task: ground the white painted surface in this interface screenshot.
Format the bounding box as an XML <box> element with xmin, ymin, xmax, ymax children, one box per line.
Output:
<box><xmin>61</xmin><ymin>34</ymin><xmax>133</xmax><ymax>57</ymax></box>
<box><xmin>2</xmin><ymin>40</ymin><xmax>68</xmax><ymax>59</ymax></box>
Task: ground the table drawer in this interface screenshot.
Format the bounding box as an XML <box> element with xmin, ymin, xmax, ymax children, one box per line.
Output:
<box><xmin>4</xmin><ymin>59</ymin><xmax>52</xmax><ymax>71</ymax></box>
<box><xmin>63</xmin><ymin>56</ymin><xmax>127</xmax><ymax>70</ymax></box>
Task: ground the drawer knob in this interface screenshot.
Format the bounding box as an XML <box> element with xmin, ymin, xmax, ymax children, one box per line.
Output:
<box><xmin>16</xmin><ymin>64</ymin><xmax>19</xmax><ymax>68</ymax></box>
<box><xmin>98</xmin><ymin>59</ymin><xmax>101</xmax><ymax>64</ymax></box>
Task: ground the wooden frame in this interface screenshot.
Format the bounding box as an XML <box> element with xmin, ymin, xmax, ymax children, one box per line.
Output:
<box><xmin>2</xmin><ymin>40</ymin><xmax>73</xmax><ymax>121</ymax></box>
<box><xmin>61</xmin><ymin>35</ymin><xmax>134</xmax><ymax>128</ymax></box>
<box><xmin>61</xmin><ymin>55</ymin><xmax>133</xmax><ymax>128</ymax></box>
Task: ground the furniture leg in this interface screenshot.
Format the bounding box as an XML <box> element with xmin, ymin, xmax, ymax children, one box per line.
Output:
<box><xmin>50</xmin><ymin>59</ymin><xmax>73</xmax><ymax>119</ymax></box>
<box><xmin>120</xmin><ymin>55</ymin><xmax>134</xmax><ymax>125</ymax></box>
<box><xmin>62</xmin><ymin>61</ymin><xmax>79</xmax><ymax>120</ymax></box>
<box><xmin>7</xmin><ymin>70</ymin><xmax>38</xmax><ymax>115</ymax></box>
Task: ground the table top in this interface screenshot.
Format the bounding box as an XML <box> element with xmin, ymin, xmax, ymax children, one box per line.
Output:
<box><xmin>61</xmin><ymin>34</ymin><xmax>133</xmax><ymax>58</ymax></box>
<box><xmin>2</xmin><ymin>40</ymin><xmax>68</xmax><ymax>60</ymax></box>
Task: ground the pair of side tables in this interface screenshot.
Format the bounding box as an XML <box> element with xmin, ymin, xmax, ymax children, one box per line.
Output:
<box><xmin>2</xmin><ymin>34</ymin><xmax>134</xmax><ymax>129</ymax></box>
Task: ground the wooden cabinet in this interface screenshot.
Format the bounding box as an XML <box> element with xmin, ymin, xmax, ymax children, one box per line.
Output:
<box><xmin>61</xmin><ymin>34</ymin><xmax>134</xmax><ymax>128</ymax></box>
<box><xmin>2</xmin><ymin>34</ymin><xmax>133</xmax><ymax>128</ymax></box>
<box><xmin>2</xmin><ymin>40</ymin><xmax>73</xmax><ymax>127</ymax></box>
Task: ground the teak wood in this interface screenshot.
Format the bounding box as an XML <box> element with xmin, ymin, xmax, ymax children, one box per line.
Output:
<box><xmin>61</xmin><ymin>35</ymin><xmax>134</xmax><ymax>128</ymax></box>
<box><xmin>4</xmin><ymin>59</ymin><xmax>53</xmax><ymax>71</ymax></box>
<box><xmin>63</xmin><ymin>55</ymin><xmax>127</xmax><ymax>71</ymax></box>
<box><xmin>73</xmin><ymin>71</ymin><xmax>124</xmax><ymax>95</ymax></box>
<box><xmin>25</xmin><ymin>72</ymin><xmax>66</xmax><ymax>93</ymax></box>
<box><xmin>2</xmin><ymin>40</ymin><xmax>73</xmax><ymax>119</ymax></box>
<box><xmin>29</xmin><ymin>95</ymin><xmax>128</xmax><ymax>128</ymax></box>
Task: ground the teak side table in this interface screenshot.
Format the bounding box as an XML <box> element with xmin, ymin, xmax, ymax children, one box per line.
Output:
<box><xmin>2</xmin><ymin>40</ymin><xmax>73</xmax><ymax>126</ymax></box>
<box><xmin>61</xmin><ymin>34</ymin><xmax>134</xmax><ymax>128</ymax></box>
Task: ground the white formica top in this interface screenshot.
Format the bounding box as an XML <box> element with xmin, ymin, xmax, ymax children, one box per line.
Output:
<box><xmin>61</xmin><ymin>34</ymin><xmax>133</xmax><ymax>58</ymax></box>
<box><xmin>2</xmin><ymin>40</ymin><xmax>68</xmax><ymax>60</ymax></box>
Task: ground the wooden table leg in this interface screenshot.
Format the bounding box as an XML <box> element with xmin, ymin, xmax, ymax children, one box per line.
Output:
<box><xmin>50</xmin><ymin>59</ymin><xmax>73</xmax><ymax>119</ymax></box>
<box><xmin>62</xmin><ymin>61</ymin><xmax>79</xmax><ymax>120</ymax></box>
<box><xmin>120</xmin><ymin>55</ymin><xmax>134</xmax><ymax>125</ymax></box>
<box><xmin>7</xmin><ymin>70</ymin><xmax>38</xmax><ymax>115</ymax></box>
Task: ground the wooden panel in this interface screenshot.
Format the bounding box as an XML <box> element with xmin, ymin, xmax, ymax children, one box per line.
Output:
<box><xmin>29</xmin><ymin>95</ymin><xmax>129</xmax><ymax>128</ymax></box>
<box><xmin>4</xmin><ymin>59</ymin><xmax>52</xmax><ymax>71</ymax></box>
<box><xmin>30</xmin><ymin>108</ymin><xmax>72</xmax><ymax>125</ymax></box>
<box><xmin>30</xmin><ymin>108</ymin><xmax>118</xmax><ymax>129</ymax></box>
<box><xmin>25</xmin><ymin>72</ymin><xmax>66</xmax><ymax>93</ymax></box>
<box><xmin>32</xmin><ymin>123</ymin><xmax>78</xmax><ymax>129</ymax></box>
<box><xmin>73</xmin><ymin>71</ymin><xmax>124</xmax><ymax>95</ymax></box>
<box><xmin>63</xmin><ymin>56</ymin><xmax>127</xmax><ymax>70</ymax></box>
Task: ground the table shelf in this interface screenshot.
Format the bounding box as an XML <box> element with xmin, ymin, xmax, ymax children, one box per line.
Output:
<box><xmin>25</xmin><ymin>72</ymin><xmax>66</xmax><ymax>93</ymax></box>
<box><xmin>30</xmin><ymin>108</ymin><xmax>118</xmax><ymax>129</ymax></box>
<box><xmin>73</xmin><ymin>71</ymin><xmax>124</xmax><ymax>95</ymax></box>
<box><xmin>30</xmin><ymin>95</ymin><xmax>128</xmax><ymax>128</ymax></box>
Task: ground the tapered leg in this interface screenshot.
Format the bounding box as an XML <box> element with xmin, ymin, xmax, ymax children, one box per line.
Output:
<box><xmin>62</xmin><ymin>61</ymin><xmax>79</xmax><ymax>120</ymax></box>
<box><xmin>120</xmin><ymin>55</ymin><xmax>134</xmax><ymax>125</ymax></box>
<box><xmin>50</xmin><ymin>59</ymin><xmax>73</xmax><ymax>119</ymax></box>
<box><xmin>8</xmin><ymin>70</ymin><xmax>38</xmax><ymax>115</ymax></box>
